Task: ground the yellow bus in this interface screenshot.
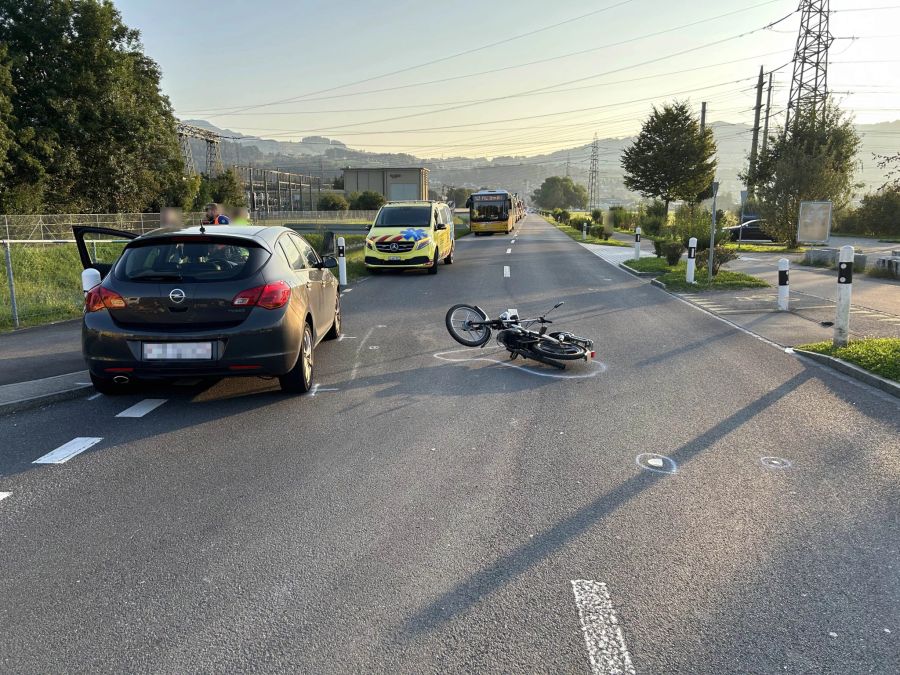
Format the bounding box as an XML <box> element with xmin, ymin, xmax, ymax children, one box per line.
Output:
<box><xmin>466</xmin><ymin>190</ymin><xmax>516</xmax><ymax>235</ymax></box>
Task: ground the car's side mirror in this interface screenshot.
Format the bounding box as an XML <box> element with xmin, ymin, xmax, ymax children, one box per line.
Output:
<box><xmin>365</xmin><ymin>224</ymin><xmax>372</xmax><ymax>231</ymax></box>
<box><xmin>435</xmin><ymin>223</ymin><xmax>447</xmax><ymax>231</ymax></box>
<box><xmin>320</xmin><ymin>256</ymin><xmax>338</xmax><ymax>269</ymax></box>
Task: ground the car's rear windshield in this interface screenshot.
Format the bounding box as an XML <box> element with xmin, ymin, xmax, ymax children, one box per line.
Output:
<box><xmin>115</xmin><ymin>237</ymin><xmax>270</xmax><ymax>283</ymax></box>
<box><xmin>372</xmin><ymin>206</ymin><xmax>431</xmax><ymax>228</ymax></box>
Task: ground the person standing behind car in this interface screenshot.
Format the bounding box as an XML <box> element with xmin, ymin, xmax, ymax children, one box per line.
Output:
<box><xmin>228</xmin><ymin>206</ymin><xmax>252</xmax><ymax>225</ymax></box>
<box><xmin>203</xmin><ymin>202</ymin><xmax>230</xmax><ymax>225</ymax></box>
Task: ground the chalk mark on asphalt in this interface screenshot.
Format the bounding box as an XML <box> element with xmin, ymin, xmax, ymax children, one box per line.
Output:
<box><xmin>434</xmin><ymin>348</ymin><xmax>606</xmax><ymax>379</ymax></box>
<box><xmin>310</xmin><ymin>383</ymin><xmax>339</xmax><ymax>397</ymax></box>
<box><xmin>571</xmin><ymin>580</ymin><xmax>636</xmax><ymax>675</ymax></box>
<box><xmin>636</xmin><ymin>453</ymin><xmax>678</xmax><ymax>474</ymax></box>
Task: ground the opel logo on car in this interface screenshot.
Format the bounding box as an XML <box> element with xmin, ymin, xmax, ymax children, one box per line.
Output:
<box><xmin>169</xmin><ymin>288</ymin><xmax>186</xmax><ymax>304</ymax></box>
<box><xmin>390</xmin><ymin>243</ymin><xmax>399</xmax><ymax>252</ymax></box>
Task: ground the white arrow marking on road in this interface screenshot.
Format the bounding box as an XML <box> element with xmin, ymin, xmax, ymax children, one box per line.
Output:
<box><xmin>116</xmin><ymin>399</ymin><xmax>167</xmax><ymax>418</ymax></box>
<box><xmin>33</xmin><ymin>437</ymin><xmax>103</xmax><ymax>464</ymax></box>
<box><xmin>503</xmin><ymin>266</ymin><xmax>510</xmax><ymax>278</ymax></box>
<box><xmin>0</xmin><ymin>492</ymin><xmax>11</xmax><ymax>503</ymax></box>
<box><xmin>571</xmin><ymin>580</ymin><xmax>636</xmax><ymax>675</ymax></box>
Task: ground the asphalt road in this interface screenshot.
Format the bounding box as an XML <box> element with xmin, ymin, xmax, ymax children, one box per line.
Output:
<box><xmin>1</xmin><ymin>215</ymin><xmax>898</xmax><ymax>674</ymax></box>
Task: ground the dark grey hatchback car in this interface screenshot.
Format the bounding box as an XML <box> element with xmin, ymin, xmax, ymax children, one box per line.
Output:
<box><xmin>74</xmin><ymin>224</ymin><xmax>341</xmax><ymax>395</ymax></box>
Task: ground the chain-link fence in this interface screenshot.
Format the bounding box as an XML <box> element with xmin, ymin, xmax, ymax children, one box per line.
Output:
<box><xmin>0</xmin><ymin>211</ymin><xmax>380</xmax><ymax>330</ymax></box>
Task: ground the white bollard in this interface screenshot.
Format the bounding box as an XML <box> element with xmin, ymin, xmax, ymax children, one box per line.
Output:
<box><xmin>582</xmin><ymin>223</ymin><xmax>587</xmax><ymax>240</ymax></box>
<box><xmin>81</xmin><ymin>268</ymin><xmax>101</xmax><ymax>295</ymax></box>
<box><xmin>777</xmin><ymin>258</ymin><xmax>790</xmax><ymax>311</ymax></box>
<box><xmin>686</xmin><ymin>237</ymin><xmax>697</xmax><ymax>284</ymax></box>
<box><xmin>834</xmin><ymin>245</ymin><xmax>854</xmax><ymax>347</ymax></box>
<box><xmin>337</xmin><ymin>236</ymin><xmax>347</xmax><ymax>287</ymax></box>
<box><xmin>634</xmin><ymin>227</ymin><xmax>642</xmax><ymax>261</ymax></box>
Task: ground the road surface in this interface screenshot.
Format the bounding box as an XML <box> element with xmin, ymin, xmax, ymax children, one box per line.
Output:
<box><xmin>1</xmin><ymin>215</ymin><xmax>897</xmax><ymax>673</ymax></box>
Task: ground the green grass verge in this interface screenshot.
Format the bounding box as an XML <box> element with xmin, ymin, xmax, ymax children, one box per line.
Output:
<box><xmin>658</xmin><ymin>261</ymin><xmax>769</xmax><ymax>292</ymax></box>
<box><xmin>798</xmin><ymin>338</ymin><xmax>900</xmax><ymax>382</ymax></box>
<box><xmin>722</xmin><ymin>242</ymin><xmax>806</xmax><ymax>253</ymax></box>
<box><xmin>544</xmin><ymin>217</ymin><xmax>630</xmax><ymax>247</ymax></box>
<box><xmin>622</xmin><ymin>257</ymin><xmax>670</xmax><ymax>274</ymax></box>
<box><xmin>878</xmin><ymin>237</ymin><xmax>900</xmax><ymax>243</ymax></box>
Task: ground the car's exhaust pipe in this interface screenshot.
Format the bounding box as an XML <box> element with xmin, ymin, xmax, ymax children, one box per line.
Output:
<box><xmin>113</xmin><ymin>375</ymin><xmax>130</xmax><ymax>384</ymax></box>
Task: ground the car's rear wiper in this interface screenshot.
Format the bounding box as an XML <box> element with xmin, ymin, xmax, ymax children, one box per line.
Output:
<box><xmin>130</xmin><ymin>273</ymin><xmax>184</xmax><ymax>281</ymax></box>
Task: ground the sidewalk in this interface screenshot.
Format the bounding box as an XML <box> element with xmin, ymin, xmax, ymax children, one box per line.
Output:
<box><xmin>0</xmin><ymin>320</ymin><xmax>89</xmax><ymax>414</ymax></box>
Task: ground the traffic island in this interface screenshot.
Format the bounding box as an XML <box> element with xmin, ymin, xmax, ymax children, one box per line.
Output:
<box><xmin>795</xmin><ymin>339</ymin><xmax>900</xmax><ymax>394</ymax></box>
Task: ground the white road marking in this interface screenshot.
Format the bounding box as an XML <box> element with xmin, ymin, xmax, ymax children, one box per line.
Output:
<box><xmin>369</xmin><ymin>345</ymin><xmax>380</xmax><ymax>350</ymax></box>
<box><xmin>116</xmin><ymin>399</ymin><xmax>167</xmax><ymax>418</ymax></box>
<box><xmin>636</xmin><ymin>453</ymin><xmax>678</xmax><ymax>474</ymax></box>
<box><xmin>511</xmin><ymin>239</ymin><xmax>516</xmax><ymax>243</ymax></box>
<box><xmin>503</xmin><ymin>266</ymin><xmax>510</xmax><ymax>278</ymax></box>
<box><xmin>0</xmin><ymin>492</ymin><xmax>11</xmax><ymax>503</ymax></box>
<box><xmin>349</xmin><ymin>326</ymin><xmax>377</xmax><ymax>382</ymax></box>
<box><xmin>506</xmin><ymin>248</ymin><xmax>512</xmax><ymax>254</ymax></box>
<box><xmin>33</xmin><ymin>437</ymin><xmax>103</xmax><ymax>464</ymax></box>
<box><xmin>341</xmin><ymin>288</ymin><xmax>353</xmax><ymax>294</ymax></box>
<box><xmin>337</xmin><ymin>334</ymin><xmax>357</xmax><ymax>342</ymax></box>
<box><xmin>571</xmin><ymin>580</ymin><xmax>636</xmax><ymax>675</ymax></box>
<box><xmin>87</xmin><ymin>393</ymin><xmax>103</xmax><ymax>401</ymax></box>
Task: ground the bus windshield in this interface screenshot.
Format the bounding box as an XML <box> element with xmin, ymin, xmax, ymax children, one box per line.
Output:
<box><xmin>471</xmin><ymin>196</ymin><xmax>509</xmax><ymax>222</ymax></box>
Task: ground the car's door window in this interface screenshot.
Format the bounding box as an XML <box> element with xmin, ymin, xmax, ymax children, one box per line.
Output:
<box><xmin>291</xmin><ymin>235</ymin><xmax>320</xmax><ymax>269</ymax></box>
<box><xmin>279</xmin><ymin>236</ymin><xmax>307</xmax><ymax>270</ymax></box>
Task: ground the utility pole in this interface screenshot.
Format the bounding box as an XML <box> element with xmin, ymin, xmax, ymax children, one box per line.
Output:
<box><xmin>700</xmin><ymin>102</ymin><xmax>707</xmax><ymax>135</ymax></box>
<box><xmin>748</xmin><ymin>66</ymin><xmax>765</xmax><ymax>197</ymax></box>
<box><xmin>587</xmin><ymin>134</ymin><xmax>599</xmax><ymax>210</ymax></box>
<box><xmin>761</xmin><ymin>71</ymin><xmax>773</xmax><ymax>161</ymax></box>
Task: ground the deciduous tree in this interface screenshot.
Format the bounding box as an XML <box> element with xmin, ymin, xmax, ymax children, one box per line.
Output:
<box><xmin>531</xmin><ymin>176</ymin><xmax>588</xmax><ymax>209</ymax></box>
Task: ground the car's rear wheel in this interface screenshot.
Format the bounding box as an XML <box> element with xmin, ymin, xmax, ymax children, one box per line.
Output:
<box><xmin>324</xmin><ymin>293</ymin><xmax>341</xmax><ymax>340</ymax></box>
<box><xmin>280</xmin><ymin>322</ymin><xmax>314</xmax><ymax>394</ymax></box>
<box><xmin>89</xmin><ymin>372</ymin><xmax>132</xmax><ymax>395</ymax></box>
<box><xmin>428</xmin><ymin>250</ymin><xmax>439</xmax><ymax>275</ymax></box>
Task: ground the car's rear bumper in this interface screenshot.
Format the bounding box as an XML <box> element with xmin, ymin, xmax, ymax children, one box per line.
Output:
<box><xmin>82</xmin><ymin>308</ymin><xmax>300</xmax><ymax>379</ymax></box>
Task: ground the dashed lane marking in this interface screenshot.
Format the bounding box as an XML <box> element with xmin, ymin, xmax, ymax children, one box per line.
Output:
<box><xmin>503</xmin><ymin>266</ymin><xmax>511</xmax><ymax>278</ymax></box>
<box><xmin>571</xmin><ymin>580</ymin><xmax>636</xmax><ymax>675</ymax></box>
<box><xmin>33</xmin><ymin>437</ymin><xmax>103</xmax><ymax>465</ymax></box>
<box><xmin>87</xmin><ymin>393</ymin><xmax>103</xmax><ymax>401</ymax></box>
<box><xmin>116</xmin><ymin>399</ymin><xmax>167</xmax><ymax>418</ymax></box>
<box><xmin>511</xmin><ymin>239</ymin><xmax>516</xmax><ymax>243</ymax></box>
<box><xmin>0</xmin><ymin>492</ymin><xmax>11</xmax><ymax>503</ymax></box>
<box><xmin>506</xmin><ymin>248</ymin><xmax>512</xmax><ymax>254</ymax></box>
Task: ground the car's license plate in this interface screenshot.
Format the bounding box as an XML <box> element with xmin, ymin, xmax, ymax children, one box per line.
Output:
<box><xmin>143</xmin><ymin>342</ymin><xmax>213</xmax><ymax>360</ymax></box>
<box><xmin>388</xmin><ymin>256</ymin><xmax>401</xmax><ymax>261</ymax></box>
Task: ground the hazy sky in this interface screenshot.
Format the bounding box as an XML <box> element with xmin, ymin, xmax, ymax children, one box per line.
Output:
<box><xmin>116</xmin><ymin>0</ymin><xmax>900</xmax><ymax>160</ymax></box>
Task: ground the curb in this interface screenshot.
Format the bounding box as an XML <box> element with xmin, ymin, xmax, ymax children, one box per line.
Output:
<box><xmin>0</xmin><ymin>383</ymin><xmax>92</xmax><ymax>416</ymax></box>
<box><xmin>618</xmin><ymin>263</ymin><xmax>660</xmax><ymax>278</ymax></box>
<box><xmin>650</xmin><ymin>278</ymin><xmax>667</xmax><ymax>289</ymax></box>
<box><xmin>791</xmin><ymin>349</ymin><xmax>900</xmax><ymax>399</ymax></box>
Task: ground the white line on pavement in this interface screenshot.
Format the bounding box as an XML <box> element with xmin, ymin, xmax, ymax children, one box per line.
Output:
<box><xmin>87</xmin><ymin>393</ymin><xmax>103</xmax><ymax>401</ymax></box>
<box><xmin>337</xmin><ymin>334</ymin><xmax>357</xmax><ymax>342</ymax></box>
<box><xmin>503</xmin><ymin>266</ymin><xmax>510</xmax><ymax>278</ymax></box>
<box><xmin>33</xmin><ymin>437</ymin><xmax>103</xmax><ymax>465</ymax></box>
<box><xmin>511</xmin><ymin>239</ymin><xmax>516</xmax><ymax>243</ymax></box>
<box><xmin>0</xmin><ymin>492</ymin><xmax>11</xmax><ymax>503</ymax></box>
<box><xmin>116</xmin><ymin>399</ymin><xmax>167</xmax><ymax>418</ymax></box>
<box><xmin>506</xmin><ymin>248</ymin><xmax>512</xmax><ymax>254</ymax></box>
<box><xmin>571</xmin><ymin>580</ymin><xmax>636</xmax><ymax>675</ymax></box>
<box><xmin>309</xmin><ymin>383</ymin><xmax>339</xmax><ymax>397</ymax></box>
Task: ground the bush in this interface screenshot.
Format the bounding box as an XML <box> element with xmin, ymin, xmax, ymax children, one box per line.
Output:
<box><xmin>695</xmin><ymin>246</ymin><xmax>738</xmax><ymax>275</ymax></box>
<box><xmin>836</xmin><ymin>188</ymin><xmax>900</xmax><ymax>237</ymax></box>
<box><xmin>662</xmin><ymin>241</ymin><xmax>685</xmax><ymax>265</ymax></box>
<box><xmin>591</xmin><ymin>208</ymin><xmax>604</xmax><ymax>225</ymax></box>
<box><xmin>672</xmin><ymin>204</ymin><xmax>727</xmax><ymax>250</ymax></box>
<box><xmin>348</xmin><ymin>190</ymin><xmax>386</xmax><ymax>210</ymax></box>
<box><xmin>570</xmin><ymin>216</ymin><xmax>591</xmax><ymax>231</ymax></box>
<box><xmin>652</xmin><ymin>238</ymin><xmax>665</xmax><ymax>258</ymax></box>
<box><xmin>558</xmin><ymin>209</ymin><xmax>571</xmax><ymax>224</ymax></box>
<box><xmin>589</xmin><ymin>225</ymin><xmax>610</xmax><ymax>240</ymax></box>
<box><xmin>318</xmin><ymin>193</ymin><xmax>349</xmax><ymax>211</ymax></box>
<box><xmin>610</xmin><ymin>206</ymin><xmax>638</xmax><ymax>230</ymax></box>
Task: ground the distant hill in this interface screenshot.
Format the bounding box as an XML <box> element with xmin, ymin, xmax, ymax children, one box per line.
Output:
<box><xmin>185</xmin><ymin>118</ymin><xmax>900</xmax><ymax>202</ymax></box>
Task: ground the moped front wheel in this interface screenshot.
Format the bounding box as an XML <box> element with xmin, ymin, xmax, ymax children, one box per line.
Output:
<box><xmin>445</xmin><ymin>304</ymin><xmax>491</xmax><ymax>347</ymax></box>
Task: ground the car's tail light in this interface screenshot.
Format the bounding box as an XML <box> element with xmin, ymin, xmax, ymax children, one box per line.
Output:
<box><xmin>232</xmin><ymin>281</ymin><xmax>291</xmax><ymax>310</ymax></box>
<box><xmin>85</xmin><ymin>286</ymin><xmax>126</xmax><ymax>312</ymax></box>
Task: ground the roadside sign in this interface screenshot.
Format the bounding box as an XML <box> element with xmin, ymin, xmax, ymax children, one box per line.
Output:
<box><xmin>797</xmin><ymin>201</ymin><xmax>832</xmax><ymax>245</ymax></box>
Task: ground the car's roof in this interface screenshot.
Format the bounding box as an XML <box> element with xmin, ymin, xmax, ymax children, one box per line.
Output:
<box><xmin>381</xmin><ymin>200</ymin><xmax>440</xmax><ymax>207</ymax></box>
<box><xmin>133</xmin><ymin>224</ymin><xmax>293</xmax><ymax>248</ymax></box>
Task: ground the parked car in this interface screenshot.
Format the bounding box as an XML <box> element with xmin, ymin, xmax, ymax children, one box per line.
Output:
<box><xmin>724</xmin><ymin>219</ymin><xmax>775</xmax><ymax>242</ymax></box>
<box><xmin>73</xmin><ymin>224</ymin><xmax>340</xmax><ymax>395</ymax></box>
<box><xmin>364</xmin><ymin>200</ymin><xmax>455</xmax><ymax>274</ymax></box>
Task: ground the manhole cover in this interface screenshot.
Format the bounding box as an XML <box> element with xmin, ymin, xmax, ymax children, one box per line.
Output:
<box><xmin>760</xmin><ymin>456</ymin><xmax>792</xmax><ymax>469</ymax></box>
